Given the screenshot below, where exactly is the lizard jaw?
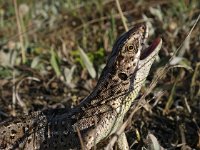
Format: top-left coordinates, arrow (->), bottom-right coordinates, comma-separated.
140,37 -> 162,60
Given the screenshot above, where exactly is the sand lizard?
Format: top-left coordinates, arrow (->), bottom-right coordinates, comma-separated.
0,23 -> 162,150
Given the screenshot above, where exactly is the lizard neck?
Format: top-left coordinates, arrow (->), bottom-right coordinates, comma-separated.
123,38 -> 163,112
77,38 -> 162,117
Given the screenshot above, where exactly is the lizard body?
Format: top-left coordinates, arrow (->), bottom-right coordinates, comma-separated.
0,23 -> 162,150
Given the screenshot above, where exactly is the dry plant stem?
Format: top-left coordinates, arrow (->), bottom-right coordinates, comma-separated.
169,13 -> 200,62
115,0 -> 128,31
13,0 -> 26,63
179,125 -> 186,146
105,13 -> 200,149
12,70 -> 16,116
184,97 -> 191,114
76,126 -> 85,150
15,77 -> 40,114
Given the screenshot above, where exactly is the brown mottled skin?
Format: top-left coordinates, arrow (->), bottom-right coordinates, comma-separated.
0,23 -> 162,150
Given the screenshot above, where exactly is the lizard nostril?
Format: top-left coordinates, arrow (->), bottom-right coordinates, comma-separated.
118,72 -> 128,81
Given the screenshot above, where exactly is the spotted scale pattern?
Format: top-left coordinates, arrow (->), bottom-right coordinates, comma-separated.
0,23 -> 162,150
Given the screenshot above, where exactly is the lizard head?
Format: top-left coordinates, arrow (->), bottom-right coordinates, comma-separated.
82,23 -> 162,110
107,23 -> 161,81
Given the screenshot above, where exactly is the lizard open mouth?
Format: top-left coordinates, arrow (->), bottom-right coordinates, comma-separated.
140,37 -> 162,60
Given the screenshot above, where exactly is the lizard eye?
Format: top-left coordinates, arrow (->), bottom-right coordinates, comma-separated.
128,45 -> 138,54
128,45 -> 134,50
118,72 -> 128,81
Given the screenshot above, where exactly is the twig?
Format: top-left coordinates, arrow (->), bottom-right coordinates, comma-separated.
179,124 -> 186,147
15,77 -> 40,113
115,0 -> 128,31
169,13 -> 200,63
76,126 -> 85,150
13,0 -> 26,63
12,69 -> 16,116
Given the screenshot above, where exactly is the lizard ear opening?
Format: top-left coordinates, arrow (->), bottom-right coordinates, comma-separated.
140,38 -> 161,60
118,72 -> 128,81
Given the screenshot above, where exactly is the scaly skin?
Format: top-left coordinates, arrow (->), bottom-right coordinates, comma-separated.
0,23 -> 162,150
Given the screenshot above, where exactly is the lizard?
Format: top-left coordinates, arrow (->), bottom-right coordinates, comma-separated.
0,23 -> 162,150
